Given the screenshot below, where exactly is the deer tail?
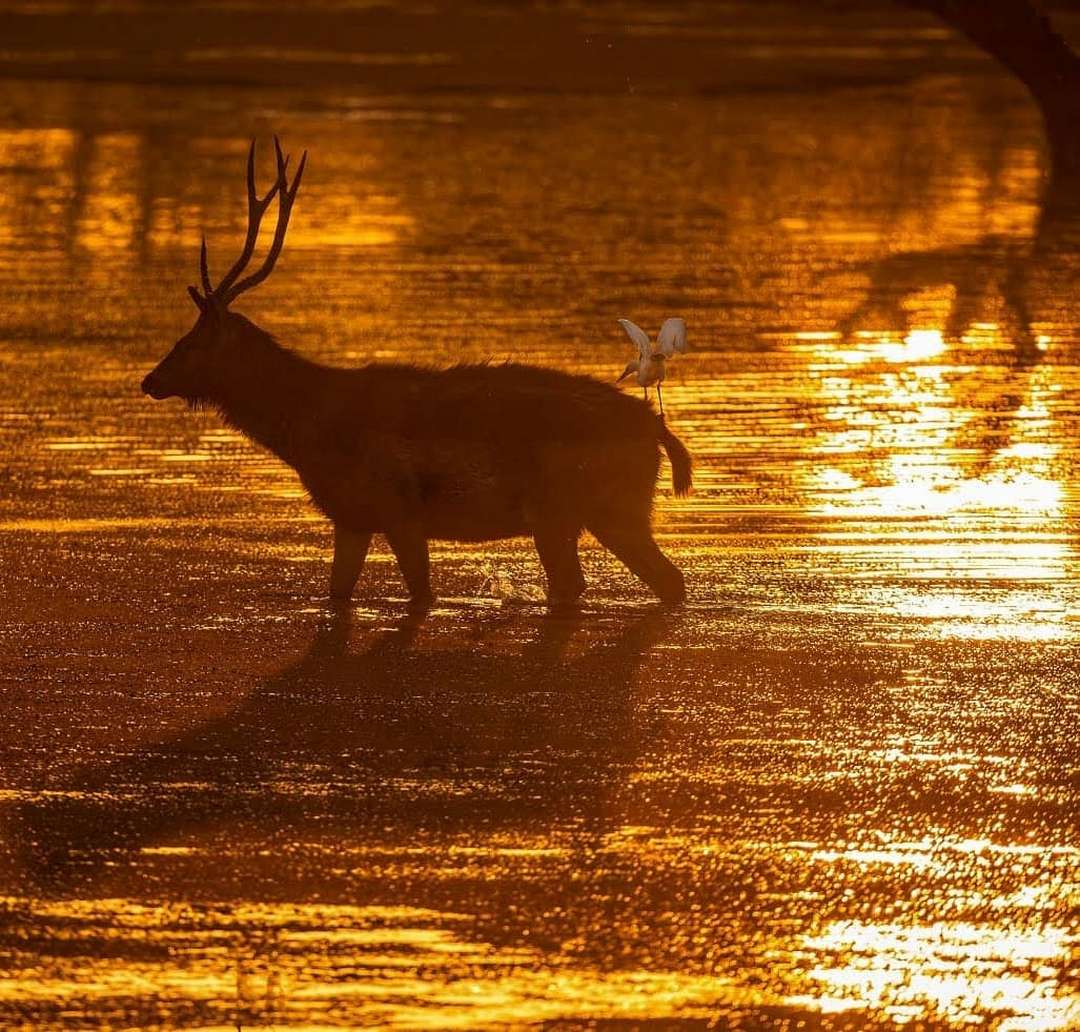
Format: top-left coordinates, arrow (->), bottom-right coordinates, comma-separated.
657,416 -> 693,497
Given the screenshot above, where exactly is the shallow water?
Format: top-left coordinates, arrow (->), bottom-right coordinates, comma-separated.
1,6 -> 1079,1029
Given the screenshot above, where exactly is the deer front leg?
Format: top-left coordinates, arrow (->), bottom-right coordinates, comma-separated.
384,521 -> 434,613
329,526 -> 372,602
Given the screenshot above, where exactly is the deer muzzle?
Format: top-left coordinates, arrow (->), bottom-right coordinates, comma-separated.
141,370 -> 171,400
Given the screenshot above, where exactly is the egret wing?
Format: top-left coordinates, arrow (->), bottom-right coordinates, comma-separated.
617,318 -> 652,363
657,317 -> 688,355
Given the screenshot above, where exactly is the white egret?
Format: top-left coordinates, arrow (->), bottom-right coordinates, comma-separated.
655,317 -> 688,357
615,317 -> 689,414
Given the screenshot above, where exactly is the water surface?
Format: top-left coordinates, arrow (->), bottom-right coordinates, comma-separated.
1,8 -> 1079,1029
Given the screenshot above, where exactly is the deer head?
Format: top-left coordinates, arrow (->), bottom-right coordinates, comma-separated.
141,137 -> 307,405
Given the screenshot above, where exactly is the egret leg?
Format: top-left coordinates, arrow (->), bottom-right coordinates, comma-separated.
642,388 -> 648,404
656,384 -> 665,416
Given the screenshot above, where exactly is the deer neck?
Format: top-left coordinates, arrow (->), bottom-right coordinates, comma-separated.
209,334 -> 325,466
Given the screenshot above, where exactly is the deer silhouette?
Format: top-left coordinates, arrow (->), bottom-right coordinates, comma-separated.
142,139 -> 692,611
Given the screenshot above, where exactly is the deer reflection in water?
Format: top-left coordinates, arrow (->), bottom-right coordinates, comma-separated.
5,607 -> 673,891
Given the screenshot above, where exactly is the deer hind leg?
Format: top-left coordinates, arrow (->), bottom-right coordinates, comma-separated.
329,527 -> 373,602
533,521 -> 586,607
385,521 -> 434,612
587,516 -> 685,603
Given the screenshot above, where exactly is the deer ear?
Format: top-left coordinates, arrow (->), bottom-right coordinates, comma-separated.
187,286 -> 209,312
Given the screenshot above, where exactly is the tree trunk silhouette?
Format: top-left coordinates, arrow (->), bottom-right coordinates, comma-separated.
906,0 -> 1080,198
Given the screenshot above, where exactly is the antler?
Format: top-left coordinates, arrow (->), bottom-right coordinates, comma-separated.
196,136 -> 306,308
219,136 -> 307,306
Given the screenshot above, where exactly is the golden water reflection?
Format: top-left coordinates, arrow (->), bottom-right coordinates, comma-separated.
2,21 -> 1080,1031
3,897 -> 756,1029
804,920 -> 1077,1030
7,829 -> 1076,1030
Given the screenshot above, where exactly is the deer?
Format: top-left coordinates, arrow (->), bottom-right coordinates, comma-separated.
141,138 -> 693,612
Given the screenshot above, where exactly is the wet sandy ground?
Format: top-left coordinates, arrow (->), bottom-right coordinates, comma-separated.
2,4 -> 1080,1028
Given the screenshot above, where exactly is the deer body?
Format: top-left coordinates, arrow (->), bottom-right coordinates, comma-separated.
142,139 -> 691,610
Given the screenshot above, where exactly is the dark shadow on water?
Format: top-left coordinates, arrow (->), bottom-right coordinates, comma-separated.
830,149 -> 1080,486
5,605 -> 672,892
837,234 -> 1041,364
838,112 -> 1080,366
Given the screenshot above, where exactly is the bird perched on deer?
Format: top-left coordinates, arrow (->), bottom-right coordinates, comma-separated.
616,317 -> 688,414
142,138 -> 693,612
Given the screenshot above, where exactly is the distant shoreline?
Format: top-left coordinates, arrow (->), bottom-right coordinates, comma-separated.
0,2 -> 989,96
